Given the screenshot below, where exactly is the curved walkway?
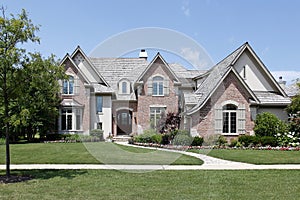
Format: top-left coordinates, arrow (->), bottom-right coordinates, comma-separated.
1,142 -> 300,170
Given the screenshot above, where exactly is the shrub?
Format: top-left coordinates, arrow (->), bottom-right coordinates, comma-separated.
238,135 -> 260,147
229,139 -> 238,147
151,134 -> 162,144
133,129 -> 160,144
216,135 -> 227,147
254,112 -> 288,137
80,135 -> 102,142
172,134 -> 193,146
260,136 -> 278,147
191,136 -> 204,146
65,134 -> 81,142
90,129 -> 104,141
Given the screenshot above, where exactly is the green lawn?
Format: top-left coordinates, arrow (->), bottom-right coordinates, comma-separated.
189,149 -> 300,164
1,169 -> 300,199
0,142 -> 202,165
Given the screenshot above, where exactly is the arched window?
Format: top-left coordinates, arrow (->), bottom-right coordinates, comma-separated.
122,82 -> 127,94
63,76 -> 74,94
152,76 -> 164,96
222,104 -> 237,134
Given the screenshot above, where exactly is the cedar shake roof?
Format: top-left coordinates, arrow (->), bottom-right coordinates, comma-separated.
186,43 -> 247,114
254,91 -> 291,104
169,63 -> 205,88
89,57 -> 148,100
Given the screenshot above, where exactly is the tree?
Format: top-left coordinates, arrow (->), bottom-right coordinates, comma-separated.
287,83 -> 300,134
286,83 -> 300,115
9,53 -> 66,141
0,7 -> 39,177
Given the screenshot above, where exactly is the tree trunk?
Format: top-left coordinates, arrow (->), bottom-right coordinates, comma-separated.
5,124 -> 10,177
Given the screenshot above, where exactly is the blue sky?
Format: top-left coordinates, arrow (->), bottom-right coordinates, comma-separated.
2,0 -> 300,83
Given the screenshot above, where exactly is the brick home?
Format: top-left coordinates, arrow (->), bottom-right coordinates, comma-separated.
59,42 -> 291,140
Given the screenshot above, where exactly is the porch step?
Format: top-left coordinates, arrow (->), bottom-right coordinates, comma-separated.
112,135 -> 131,142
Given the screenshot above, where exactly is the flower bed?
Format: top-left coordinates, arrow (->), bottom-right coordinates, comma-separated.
132,142 -> 300,151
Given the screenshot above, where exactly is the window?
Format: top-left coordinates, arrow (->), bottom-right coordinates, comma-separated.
122,82 -> 127,94
150,107 -> 165,129
222,104 -> 237,134
76,109 -> 81,130
61,108 -> 82,131
96,96 -> 103,113
242,65 -> 248,79
153,76 -> 164,96
63,76 -> 74,94
97,122 -> 102,130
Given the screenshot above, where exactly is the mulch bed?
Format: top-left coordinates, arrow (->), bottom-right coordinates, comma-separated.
0,175 -> 33,184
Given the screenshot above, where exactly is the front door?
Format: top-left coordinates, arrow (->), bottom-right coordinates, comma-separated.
117,110 -> 132,135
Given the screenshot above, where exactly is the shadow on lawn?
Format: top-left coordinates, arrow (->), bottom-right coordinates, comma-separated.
0,169 -> 88,184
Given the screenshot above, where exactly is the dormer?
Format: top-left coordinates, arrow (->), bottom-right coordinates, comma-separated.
118,78 -> 131,94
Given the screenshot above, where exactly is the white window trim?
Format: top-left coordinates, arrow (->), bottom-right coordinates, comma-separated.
60,107 -> 83,131
118,79 -> 131,95
152,75 -> 164,96
62,76 -> 74,95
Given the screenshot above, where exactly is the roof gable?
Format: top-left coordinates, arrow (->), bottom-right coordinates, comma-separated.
137,53 -> 180,83
186,42 -> 290,115
70,46 -> 109,87
232,44 -> 287,96
60,54 -> 90,84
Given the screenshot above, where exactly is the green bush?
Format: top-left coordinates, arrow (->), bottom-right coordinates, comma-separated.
216,135 -> 227,147
260,136 -> 278,147
229,139 -> 238,147
191,136 -> 204,146
80,135 -> 102,142
133,129 -> 161,144
90,129 -> 104,141
151,134 -> 162,144
238,135 -> 260,147
254,112 -> 288,137
172,134 -> 193,146
65,134 -> 81,142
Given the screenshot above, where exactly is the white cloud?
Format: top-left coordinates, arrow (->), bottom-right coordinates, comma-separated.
271,71 -> 300,84
180,47 -> 208,68
181,0 -> 190,17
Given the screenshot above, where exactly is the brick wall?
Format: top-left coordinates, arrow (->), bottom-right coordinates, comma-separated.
137,60 -> 179,132
62,61 -> 90,134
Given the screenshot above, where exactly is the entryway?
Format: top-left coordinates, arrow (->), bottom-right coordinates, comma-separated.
116,109 -> 132,135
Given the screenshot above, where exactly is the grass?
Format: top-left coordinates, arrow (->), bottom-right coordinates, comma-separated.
1,169 -> 300,199
189,149 -> 300,164
0,142 -> 202,165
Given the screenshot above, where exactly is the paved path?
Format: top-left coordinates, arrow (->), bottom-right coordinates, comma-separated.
1,142 -> 300,170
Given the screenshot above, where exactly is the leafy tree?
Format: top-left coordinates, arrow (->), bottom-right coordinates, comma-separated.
9,53 -> 66,141
254,112 -> 288,137
0,7 -> 39,177
286,83 -> 300,115
287,83 -> 300,134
